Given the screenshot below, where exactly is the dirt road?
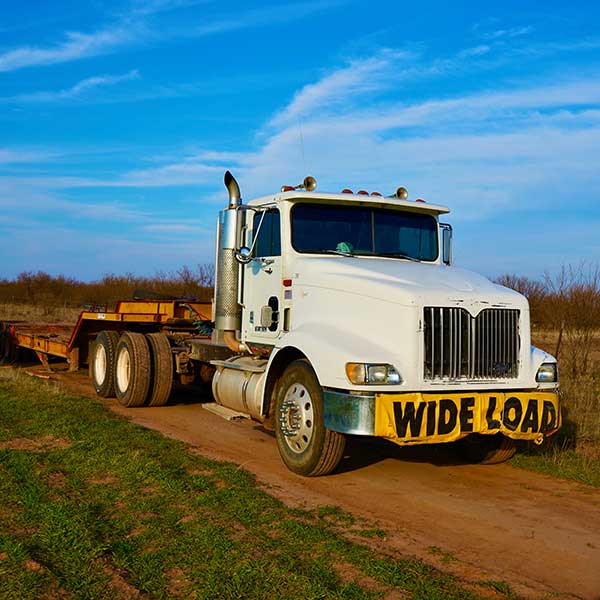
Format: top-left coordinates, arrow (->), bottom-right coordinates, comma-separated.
34,369 -> 600,599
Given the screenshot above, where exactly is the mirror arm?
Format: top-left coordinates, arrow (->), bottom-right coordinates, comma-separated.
235,208 -> 268,264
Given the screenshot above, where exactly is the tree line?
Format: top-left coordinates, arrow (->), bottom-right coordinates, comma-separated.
0,265 -> 215,310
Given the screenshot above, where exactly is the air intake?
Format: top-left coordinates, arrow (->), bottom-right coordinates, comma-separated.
423,307 -> 520,381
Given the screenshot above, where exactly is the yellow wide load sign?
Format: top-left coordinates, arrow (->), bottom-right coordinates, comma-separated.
375,392 -> 560,445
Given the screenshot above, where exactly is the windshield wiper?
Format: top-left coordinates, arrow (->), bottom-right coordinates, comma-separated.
376,251 -> 419,261
318,248 -> 355,257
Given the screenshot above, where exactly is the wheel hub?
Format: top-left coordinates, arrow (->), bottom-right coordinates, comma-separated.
94,344 -> 107,385
116,347 -> 131,392
278,383 -> 314,453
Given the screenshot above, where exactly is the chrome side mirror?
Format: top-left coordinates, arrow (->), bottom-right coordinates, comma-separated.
235,246 -> 252,264
440,223 -> 453,265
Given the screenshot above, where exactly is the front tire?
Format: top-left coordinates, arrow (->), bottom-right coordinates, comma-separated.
458,433 -> 517,464
114,332 -> 151,407
89,330 -> 119,397
275,360 -> 345,476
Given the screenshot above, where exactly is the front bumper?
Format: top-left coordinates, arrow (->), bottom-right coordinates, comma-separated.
323,389 -> 561,446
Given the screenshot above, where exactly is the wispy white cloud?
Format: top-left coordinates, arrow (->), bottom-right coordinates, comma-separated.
8,70 -> 140,103
128,0 -> 213,17
0,26 -> 139,72
3,35 -> 600,277
0,149 -> 53,164
269,50 -> 409,128
457,45 -> 491,58
190,1 -> 344,36
0,1 -> 343,73
481,25 -> 534,40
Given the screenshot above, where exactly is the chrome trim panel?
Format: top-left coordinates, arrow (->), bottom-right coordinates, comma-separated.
424,307 -> 520,381
323,390 -> 375,435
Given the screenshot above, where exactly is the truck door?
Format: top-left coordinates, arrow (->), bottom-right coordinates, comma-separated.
242,208 -> 282,343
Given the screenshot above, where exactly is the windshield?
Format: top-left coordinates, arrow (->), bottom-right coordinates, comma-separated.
291,203 -> 439,261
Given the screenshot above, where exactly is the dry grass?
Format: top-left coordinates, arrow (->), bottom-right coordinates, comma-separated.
0,265 -> 214,312
0,302 -> 81,324
532,329 -> 600,445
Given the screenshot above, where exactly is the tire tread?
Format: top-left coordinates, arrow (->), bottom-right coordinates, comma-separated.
146,333 -> 173,407
90,330 -> 119,398
275,359 -> 346,477
114,331 -> 151,407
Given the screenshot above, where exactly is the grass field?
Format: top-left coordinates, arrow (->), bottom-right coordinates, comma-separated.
0,370 -> 507,600
1,301 -> 598,490
0,302 -> 81,324
514,329 -> 600,487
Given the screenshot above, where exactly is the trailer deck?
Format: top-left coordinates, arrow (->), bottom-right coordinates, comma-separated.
0,299 -> 213,370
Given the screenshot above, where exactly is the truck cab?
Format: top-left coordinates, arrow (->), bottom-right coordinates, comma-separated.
211,174 -> 560,476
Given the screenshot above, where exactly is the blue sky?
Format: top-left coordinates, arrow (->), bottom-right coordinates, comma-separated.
1,0 -> 599,281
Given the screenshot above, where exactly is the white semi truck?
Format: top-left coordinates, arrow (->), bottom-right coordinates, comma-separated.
207,172 -> 560,475
4,171 -> 560,476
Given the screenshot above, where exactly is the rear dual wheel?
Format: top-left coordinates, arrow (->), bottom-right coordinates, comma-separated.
90,330 -> 173,407
146,332 -> 173,407
89,330 -> 119,397
114,332 -> 151,407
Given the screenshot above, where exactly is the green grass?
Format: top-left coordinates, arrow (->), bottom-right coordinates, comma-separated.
0,370 -> 503,600
510,443 -> 600,488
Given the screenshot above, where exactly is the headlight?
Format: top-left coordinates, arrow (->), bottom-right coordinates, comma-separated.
536,363 -> 558,383
346,363 -> 402,385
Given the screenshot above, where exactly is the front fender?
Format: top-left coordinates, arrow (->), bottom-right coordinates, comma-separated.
272,321 -> 398,390
529,345 -> 558,389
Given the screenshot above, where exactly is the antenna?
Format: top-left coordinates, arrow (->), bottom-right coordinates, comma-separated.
297,117 -> 307,175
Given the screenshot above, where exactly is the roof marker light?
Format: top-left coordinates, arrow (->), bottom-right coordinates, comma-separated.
357,190 -> 369,195
281,185 -> 294,192
415,198 -> 426,203
371,191 -> 382,197
341,188 -> 353,194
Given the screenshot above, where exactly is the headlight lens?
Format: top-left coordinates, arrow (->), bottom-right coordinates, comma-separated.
346,363 -> 401,385
536,363 -> 558,383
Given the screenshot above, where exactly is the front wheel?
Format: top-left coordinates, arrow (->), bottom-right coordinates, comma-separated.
275,360 -> 346,476
457,433 -> 517,464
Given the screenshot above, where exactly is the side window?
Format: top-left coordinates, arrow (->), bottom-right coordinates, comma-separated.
253,209 -> 281,257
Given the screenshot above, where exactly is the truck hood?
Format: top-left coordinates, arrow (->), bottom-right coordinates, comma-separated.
293,256 -> 525,309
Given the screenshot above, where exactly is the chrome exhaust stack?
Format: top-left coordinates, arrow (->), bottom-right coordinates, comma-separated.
214,171 -> 245,352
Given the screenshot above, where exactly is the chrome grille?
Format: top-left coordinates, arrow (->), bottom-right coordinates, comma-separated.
424,307 -> 520,381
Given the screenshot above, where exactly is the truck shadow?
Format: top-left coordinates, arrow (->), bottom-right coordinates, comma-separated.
138,384 -> 471,471
336,436 -> 467,472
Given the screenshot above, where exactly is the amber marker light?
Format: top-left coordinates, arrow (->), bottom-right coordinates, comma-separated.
345,363 -> 367,384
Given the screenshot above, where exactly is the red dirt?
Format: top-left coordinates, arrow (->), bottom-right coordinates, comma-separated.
21,367 -> 600,599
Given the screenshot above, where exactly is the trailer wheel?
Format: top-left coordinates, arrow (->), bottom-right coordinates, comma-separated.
90,330 -> 120,397
458,433 -> 517,465
275,360 -> 346,476
146,333 -> 173,407
114,332 -> 151,407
